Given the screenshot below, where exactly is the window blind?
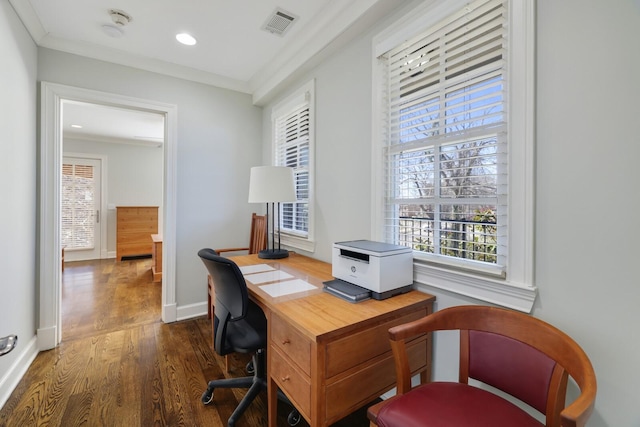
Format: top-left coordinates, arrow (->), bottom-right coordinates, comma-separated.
61,163 -> 96,250
382,0 -> 508,272
275,100 -> 310,235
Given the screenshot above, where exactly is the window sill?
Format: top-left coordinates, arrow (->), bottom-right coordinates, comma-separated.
413,261 -> 537,313
280,233 -> 315,253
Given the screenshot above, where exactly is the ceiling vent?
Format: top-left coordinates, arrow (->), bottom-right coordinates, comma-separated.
261,8 -> 298,36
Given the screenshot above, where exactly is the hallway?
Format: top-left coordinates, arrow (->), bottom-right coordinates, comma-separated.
0,259 -> 372,426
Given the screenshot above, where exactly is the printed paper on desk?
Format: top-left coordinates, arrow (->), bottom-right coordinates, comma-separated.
239,264 -> 275,275
260,279 -> 316,298
244,270 -> 293,285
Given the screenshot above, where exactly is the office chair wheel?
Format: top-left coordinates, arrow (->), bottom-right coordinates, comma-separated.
287,409 -> 301,426
201,387 -> 214,405
246,360 -> 254,375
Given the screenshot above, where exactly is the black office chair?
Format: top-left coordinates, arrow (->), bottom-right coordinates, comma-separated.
197,248 -> 300,427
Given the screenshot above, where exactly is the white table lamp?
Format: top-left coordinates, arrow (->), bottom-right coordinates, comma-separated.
248,166 -> 296,259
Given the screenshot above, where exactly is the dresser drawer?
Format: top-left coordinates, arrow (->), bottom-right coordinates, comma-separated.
117,232 -> 155,243
118,243 -> 152,255
325,309 -> 427,378
117,222 -> 158,232
117,206 -> 158,218
271,314 -> 311,376
271,346 -> 311,418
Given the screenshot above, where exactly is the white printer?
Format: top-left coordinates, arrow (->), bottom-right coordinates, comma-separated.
331,240 -> 413,300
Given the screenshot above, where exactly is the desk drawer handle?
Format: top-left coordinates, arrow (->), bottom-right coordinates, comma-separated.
282,338 -> 291,345
281,375 -> 290,382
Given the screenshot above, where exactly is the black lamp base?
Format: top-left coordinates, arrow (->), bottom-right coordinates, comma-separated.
258,249 -> 289,259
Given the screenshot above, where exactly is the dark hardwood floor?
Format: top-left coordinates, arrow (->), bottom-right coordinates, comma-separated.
0,258 -> 374,427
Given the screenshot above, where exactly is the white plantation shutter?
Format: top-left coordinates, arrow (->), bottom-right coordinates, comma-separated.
274,91 -> 311,236
61,163 -> 96,250
382,0 -> 508,274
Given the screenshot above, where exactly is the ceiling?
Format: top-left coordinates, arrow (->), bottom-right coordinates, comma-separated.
62,101 -> 165,147
10,0 -> 404,144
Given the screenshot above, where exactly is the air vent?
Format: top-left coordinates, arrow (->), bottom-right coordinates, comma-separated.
262,8 -> 298,36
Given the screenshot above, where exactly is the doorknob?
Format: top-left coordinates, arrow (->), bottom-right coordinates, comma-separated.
0,335 -> 17,357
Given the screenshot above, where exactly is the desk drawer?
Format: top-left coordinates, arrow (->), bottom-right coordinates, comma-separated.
325,309 -> 427,378
271,346 -> 311,418
271,314 -> 311,376
325,337 -> 428,421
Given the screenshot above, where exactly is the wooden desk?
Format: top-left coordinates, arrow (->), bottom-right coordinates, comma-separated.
230,253 -> 435,427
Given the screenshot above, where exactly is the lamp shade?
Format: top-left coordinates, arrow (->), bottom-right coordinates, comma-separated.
248,166 -> 296,203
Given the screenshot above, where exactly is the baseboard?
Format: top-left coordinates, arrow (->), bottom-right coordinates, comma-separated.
176,301 -> 207,322
162,302 -> 177,323
0,335 -> 39,410
37,325 -> 58,351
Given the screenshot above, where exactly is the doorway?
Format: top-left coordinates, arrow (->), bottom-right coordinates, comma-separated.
38,82 -> 178,350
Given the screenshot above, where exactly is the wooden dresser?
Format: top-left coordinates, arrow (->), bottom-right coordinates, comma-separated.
116,206 -> 158,261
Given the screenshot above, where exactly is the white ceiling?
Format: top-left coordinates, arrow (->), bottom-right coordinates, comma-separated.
10,0 -> 404,143
63,101 -> 165,147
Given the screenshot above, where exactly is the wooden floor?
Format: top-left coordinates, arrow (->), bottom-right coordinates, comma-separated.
0,258 -> 374,427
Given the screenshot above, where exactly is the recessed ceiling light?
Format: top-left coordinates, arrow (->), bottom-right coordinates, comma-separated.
176,33 -> 197,46
71,124 -> 83,129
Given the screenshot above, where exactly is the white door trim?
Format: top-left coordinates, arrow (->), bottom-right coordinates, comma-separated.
38,82 -> 178,350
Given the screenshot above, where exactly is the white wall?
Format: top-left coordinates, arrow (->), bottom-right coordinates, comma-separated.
38,49 -> 263,310
63,138 -> 164,255
261,30 -> 376,262
0,1 -> 39,408
262,1 -> 640,425
534,1 -> 640,425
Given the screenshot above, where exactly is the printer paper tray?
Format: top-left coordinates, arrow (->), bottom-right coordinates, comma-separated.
323,279 -> 371,303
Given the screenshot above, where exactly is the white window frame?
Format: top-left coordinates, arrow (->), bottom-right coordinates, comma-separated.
272,79 -> 315,253
371,0 -> 536,312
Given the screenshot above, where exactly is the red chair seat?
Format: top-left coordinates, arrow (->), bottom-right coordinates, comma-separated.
376,382 -> 544,427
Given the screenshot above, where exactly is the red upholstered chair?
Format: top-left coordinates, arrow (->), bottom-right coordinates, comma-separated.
367,305 -> 597,427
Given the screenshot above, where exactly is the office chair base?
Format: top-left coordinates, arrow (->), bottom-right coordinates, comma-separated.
201,377 -> 301,427
201,350 -> 301,427
288,410 -> 301,426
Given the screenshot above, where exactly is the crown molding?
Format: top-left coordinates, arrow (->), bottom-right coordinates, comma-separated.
9,0 -> 46,43
39,35 -> 252,94
64,132 -> 163,148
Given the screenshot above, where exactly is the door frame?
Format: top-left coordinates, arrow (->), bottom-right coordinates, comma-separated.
62,154 -> 106,261
38,82 -> 178,350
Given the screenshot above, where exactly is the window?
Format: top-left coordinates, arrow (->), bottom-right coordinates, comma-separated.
272,80 -> 315,252
373,0 -> 536,311
61,161 -> 97,250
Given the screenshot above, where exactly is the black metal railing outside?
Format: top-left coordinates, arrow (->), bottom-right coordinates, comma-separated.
397,217 -> 498,263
